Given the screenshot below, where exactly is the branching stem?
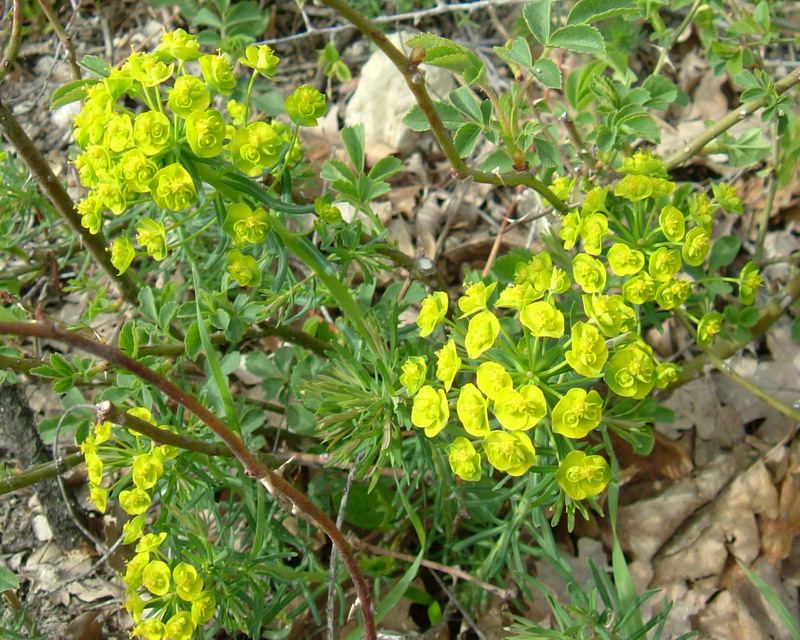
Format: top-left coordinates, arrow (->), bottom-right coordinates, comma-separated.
0,318 -> 376,640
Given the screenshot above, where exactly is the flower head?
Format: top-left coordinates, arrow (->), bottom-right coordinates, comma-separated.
168,75 -> 210,118
416,291 -> 448,337
483,431 -> 536,476
565,322 -> 608,378
572,254 -> 607,294
604,343 -> 656,399
399,357 -> 427,395
520,300 -> 564,338
185,109 -> 226,158
149,163 -> 197,211
557,450 -> 611,500
465,310 -> 499,359
142,560 -> 171,596
458,281 -> 496,318
447,437 -> 481,481
607,243 -> 644,276
456,383 -> 489,436
435,339 -> 461,391
231,122 -> 282,176
411,385 -> 449,438
135,217 -> 168,261
199,54 -> 236,94
551,388 -> 603,438
285,85 -> 327,126
476,361 -> 512,401
226,250 -> 261,287
738,262 -> 761,305
133,111 -> 171,156
239,45 -> 280,77
223,202 -> 271,245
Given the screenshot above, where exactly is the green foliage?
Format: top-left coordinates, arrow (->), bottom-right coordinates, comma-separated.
1,1 -> 797,639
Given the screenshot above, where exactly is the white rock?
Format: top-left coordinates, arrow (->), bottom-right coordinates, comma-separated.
32,515 -> 54,541
345,31 -> 455,158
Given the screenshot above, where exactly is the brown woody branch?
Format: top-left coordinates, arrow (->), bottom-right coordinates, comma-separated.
0,317 -> 376,640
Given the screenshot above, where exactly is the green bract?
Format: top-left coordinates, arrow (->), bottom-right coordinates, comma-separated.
411,385 -> 449,438
483,431 -> 536,476
447,437 -> 482,481
167,75 -> 211,118
231,122 -> 283,176
226,250 -> 261,287
572,253 -> 607,294
78,195 -> 103,234
416,291 -> 448,337
142,560 -> 171,596
118,149 -> 158,193
622,274 -> 657,305
659,205 -> 685,242
697,311 -> 723,346
239,44 -> 280,77
582,294 -> 635,338
135,217 -> 168,261
399,357 -> 427,394
133,111 -> 171,156
456,383 -> 489,436
458,281 -> 496,317
191,591 -> 216,624
435,338 -> 461,391
136,618 -> 166,640
493,385 -> 545,431
604,343 -> 656,399
565,322 -> 608,378
551,389 -> 603,438
223,203 -> 271,245
106,112 -> 133,153
185,109 -> 226,158
155,28 -> 202,61
619,150 -> 665,176
647,247 -> 681,282
496,283 -> 538,310
199,54 -> 236,94
130,54 -> 173,87
149,163 -> 197,211
613,174 -> 653,201
556,450 -> 611,501
165,612 -> 196,640
119,488 -> 151,515
520,300 -> 564,338
655,278 -> 691,310
285,84 -> 327,127
739,261 -> 762,305
132,453 -> 163,489
559,211 -> 582,250
607,243 -> 644,276
682,227 -> 711,267
476,361 -> 512,401
465,310 -> 499,359
579,213 -> 609,255
173,562 -> 203,601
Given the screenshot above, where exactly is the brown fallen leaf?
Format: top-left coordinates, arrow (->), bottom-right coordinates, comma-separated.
759,456 -> 800,565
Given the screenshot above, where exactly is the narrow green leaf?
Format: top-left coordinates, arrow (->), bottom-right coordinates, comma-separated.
185,321 -> 202,360
523,0 -> 552,45
708,236 -> 741,272
50,79 -> 98,110
78,55 -> 111,78
738,561 -> 800,639
532,58 -> 562,89
549,24 -> 606,54
567,0 -> 638,25
0,565 -> 19,591
191,266 -> 240,435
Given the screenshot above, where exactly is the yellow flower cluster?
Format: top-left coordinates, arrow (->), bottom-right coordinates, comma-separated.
402,151 -> 754,503
69,30 -> 319,283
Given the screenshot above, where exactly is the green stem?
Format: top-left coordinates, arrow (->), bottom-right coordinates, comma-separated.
664,66 -> 800,170
244,68 -> 258,124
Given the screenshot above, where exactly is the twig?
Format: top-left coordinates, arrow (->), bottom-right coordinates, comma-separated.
36,0 -> 81,81
703,348 -> 800,424
652,0 -> 703,76
351,538 -> 517,600
316,0 -> 569,214
0,317 -> 377,640
327,460 -> 359,640
429,570 -> 488,640
0,453 -> 83,495
482,184 -> 523,277
260,0 -> 530,46
0,0 -> 22,84
664,67 -> 800,170
0,98 -> 139,303
667,270 -> 800,390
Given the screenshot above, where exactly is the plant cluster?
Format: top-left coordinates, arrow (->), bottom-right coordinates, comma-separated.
403,151 -> 758,521
0,0 -> 798,639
